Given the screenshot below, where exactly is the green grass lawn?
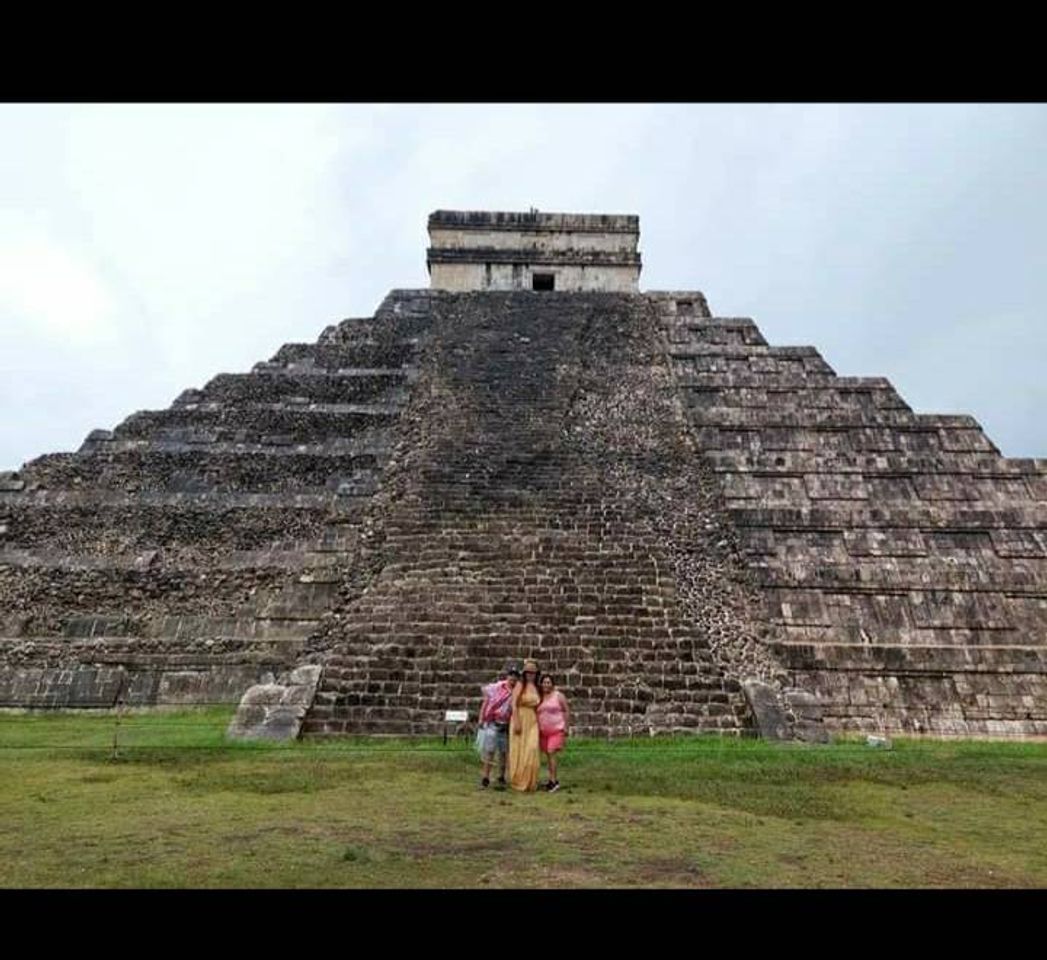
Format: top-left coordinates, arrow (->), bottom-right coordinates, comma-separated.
1,708 -> 1045,888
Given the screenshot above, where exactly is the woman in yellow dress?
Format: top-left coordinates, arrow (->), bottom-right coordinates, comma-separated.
508,659 -> 541,792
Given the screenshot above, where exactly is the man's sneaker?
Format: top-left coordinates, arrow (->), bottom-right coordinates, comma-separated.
496,777 -> 507,790
480,777 -> 490,789
548,781 -> 561,793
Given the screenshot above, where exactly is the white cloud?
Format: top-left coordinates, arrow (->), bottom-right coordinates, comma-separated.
0,216 -> 118,344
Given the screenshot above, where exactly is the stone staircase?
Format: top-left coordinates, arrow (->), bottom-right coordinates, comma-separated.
303,291 -> 758,736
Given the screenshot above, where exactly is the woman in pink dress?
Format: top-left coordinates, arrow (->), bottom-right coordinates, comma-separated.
537,674 -> 570,792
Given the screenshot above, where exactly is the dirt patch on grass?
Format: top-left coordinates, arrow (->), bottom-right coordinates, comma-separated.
524,866 -> 608,887
397,838 -> 523,859
632,856 -> 710,887
221,825 -> 302,843
79,772 -> 119,784
175,763 -> 356,796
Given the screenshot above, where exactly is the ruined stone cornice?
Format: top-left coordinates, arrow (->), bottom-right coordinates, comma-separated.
428,210 -> 639,234
426,247 -> 642,267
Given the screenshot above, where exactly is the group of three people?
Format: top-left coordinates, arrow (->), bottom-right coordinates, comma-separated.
477,659 -> 570,793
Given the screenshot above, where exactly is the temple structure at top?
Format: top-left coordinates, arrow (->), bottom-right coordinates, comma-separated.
426,209 -> 641,292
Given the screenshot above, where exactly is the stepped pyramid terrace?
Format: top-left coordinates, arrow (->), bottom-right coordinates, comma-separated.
1,210 -> 1045,740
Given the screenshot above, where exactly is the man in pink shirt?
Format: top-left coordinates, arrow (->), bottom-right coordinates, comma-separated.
477,665 -> 519,789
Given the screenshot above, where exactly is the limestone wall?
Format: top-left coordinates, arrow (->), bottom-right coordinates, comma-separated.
657,296 -> 1047,737
427,209 -> 641,293
0,296 -> 432,708
4,280 -> 1043,740
429,227 -> 636,254
429,262 -> 640,293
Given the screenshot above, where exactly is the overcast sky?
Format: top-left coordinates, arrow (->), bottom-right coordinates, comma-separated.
1,103 -> 1044,471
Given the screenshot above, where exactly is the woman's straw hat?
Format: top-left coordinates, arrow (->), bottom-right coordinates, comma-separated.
522,659 -> 539,674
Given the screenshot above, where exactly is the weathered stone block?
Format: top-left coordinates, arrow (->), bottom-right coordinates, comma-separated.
227,665 -> 323,740
741,680 -> 791,740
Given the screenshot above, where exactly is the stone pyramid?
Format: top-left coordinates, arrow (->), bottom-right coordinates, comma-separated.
1,211 -> 1043,738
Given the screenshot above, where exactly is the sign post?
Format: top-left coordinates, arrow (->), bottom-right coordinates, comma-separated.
443,709 -> 469,745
